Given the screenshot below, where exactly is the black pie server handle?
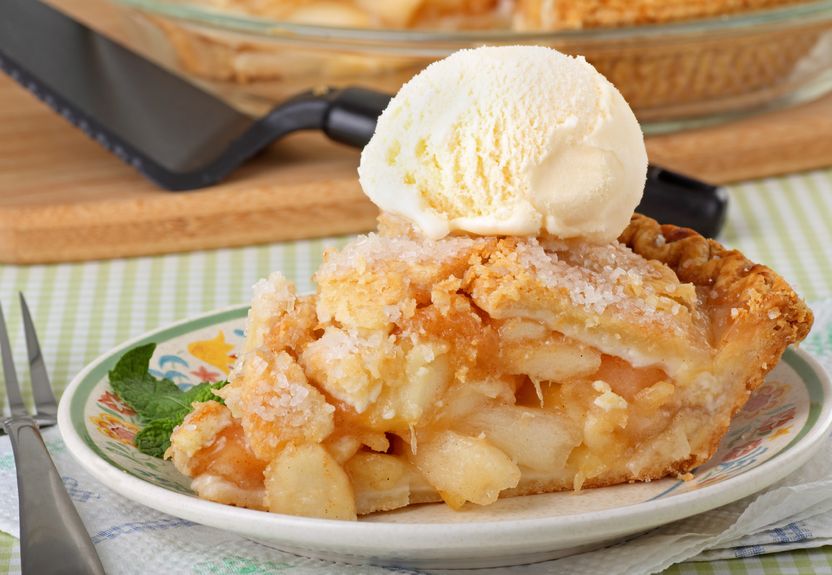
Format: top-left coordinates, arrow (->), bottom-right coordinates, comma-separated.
639,167 -> 728,238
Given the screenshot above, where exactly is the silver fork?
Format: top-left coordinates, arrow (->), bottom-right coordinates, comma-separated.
1,294 -> 105,575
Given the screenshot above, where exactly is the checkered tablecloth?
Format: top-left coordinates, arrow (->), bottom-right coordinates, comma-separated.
1,168 -> 832,574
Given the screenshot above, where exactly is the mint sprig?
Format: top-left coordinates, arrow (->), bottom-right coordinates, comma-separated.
109,343 -> 228,458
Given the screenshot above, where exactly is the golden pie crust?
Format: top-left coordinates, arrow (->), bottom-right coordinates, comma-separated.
516,0 -> 807,29
199,0 -> 500,29
167,213 -> 812,519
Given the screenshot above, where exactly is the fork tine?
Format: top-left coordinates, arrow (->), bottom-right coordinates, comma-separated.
0,302 -> 28,417
19,293 -> 57,421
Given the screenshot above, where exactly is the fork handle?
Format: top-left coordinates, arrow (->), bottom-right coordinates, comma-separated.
5,418 -> 106,575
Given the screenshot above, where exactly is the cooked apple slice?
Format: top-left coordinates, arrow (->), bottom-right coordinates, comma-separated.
264,443 -> 357,520
410,430 -> 520,508
345,452 -> 411,514
502,334 -> 601,382
461,405 -> 581,471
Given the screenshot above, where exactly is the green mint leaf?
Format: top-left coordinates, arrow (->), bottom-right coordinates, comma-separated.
134,417 -> 179,458
142,394 -> 197,420
109,343 -> 180,418
109,342 -> 232,458
143,381 -> 222,420
135,387 -> 228,459
159,379 -> 229,415
110,342 -> 155,381
182,381 -> 217,405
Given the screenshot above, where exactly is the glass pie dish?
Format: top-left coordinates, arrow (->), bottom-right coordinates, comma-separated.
110,0 -> 832,132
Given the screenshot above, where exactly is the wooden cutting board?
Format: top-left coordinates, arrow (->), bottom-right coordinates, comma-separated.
0,76 -> 374,264
2,2 -> 832,264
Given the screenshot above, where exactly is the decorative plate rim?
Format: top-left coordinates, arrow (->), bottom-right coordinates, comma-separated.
58,304 -> 832,551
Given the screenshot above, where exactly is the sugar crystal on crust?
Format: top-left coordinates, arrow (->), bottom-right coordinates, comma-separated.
217,349 -> 335,461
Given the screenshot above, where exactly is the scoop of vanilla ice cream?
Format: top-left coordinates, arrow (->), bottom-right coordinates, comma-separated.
358,46 -> 648,242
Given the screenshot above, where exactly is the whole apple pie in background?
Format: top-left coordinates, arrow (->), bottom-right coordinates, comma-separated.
139,0 -> 829,126
201,0 -> 808,29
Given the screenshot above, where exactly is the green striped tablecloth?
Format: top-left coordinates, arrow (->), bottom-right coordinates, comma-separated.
1,168 -> 832,574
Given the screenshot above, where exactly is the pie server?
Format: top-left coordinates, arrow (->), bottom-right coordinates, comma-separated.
0,0 -> 728,238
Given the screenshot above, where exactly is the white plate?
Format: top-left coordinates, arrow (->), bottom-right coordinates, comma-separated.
58,305 -> 832,569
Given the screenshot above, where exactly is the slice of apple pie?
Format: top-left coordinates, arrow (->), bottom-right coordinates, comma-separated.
166,213 -> 811,519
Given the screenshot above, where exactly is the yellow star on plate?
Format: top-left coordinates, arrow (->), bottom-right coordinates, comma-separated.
769,426 -> 792,440
188,331 -> 235,374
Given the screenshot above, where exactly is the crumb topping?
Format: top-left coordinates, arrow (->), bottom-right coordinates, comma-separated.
316,233 -> 485,280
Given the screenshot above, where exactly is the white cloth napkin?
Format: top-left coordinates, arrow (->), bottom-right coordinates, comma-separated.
1,300 -> 831,575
